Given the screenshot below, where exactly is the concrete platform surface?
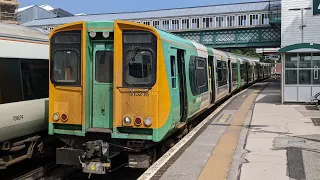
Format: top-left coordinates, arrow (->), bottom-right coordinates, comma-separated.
140,79 -> 320,180
239,80 -> 320,180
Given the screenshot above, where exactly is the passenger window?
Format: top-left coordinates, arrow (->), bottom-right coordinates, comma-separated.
0,58 -> 49,104
126,50 -> 153,84
232,63 -> 238,82
53,50 -> 78,82
217,60 -> 227,87
170,56 -> 177,88
95,50 -> 113,83
122,30 -> 157,88
189,56 -> 208,96
0,58 -> 23,104
21,59 -> 49,101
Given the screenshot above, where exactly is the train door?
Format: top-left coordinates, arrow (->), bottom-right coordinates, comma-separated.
91,43 -> 114,129
170,48 -> 188,123
208,55 -> 215,103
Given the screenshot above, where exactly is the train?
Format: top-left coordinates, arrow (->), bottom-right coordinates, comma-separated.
0,22 -> 49,169
48,20 -> 271,174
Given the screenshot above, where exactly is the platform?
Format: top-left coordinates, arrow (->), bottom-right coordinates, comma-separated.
139,79 -> 320,180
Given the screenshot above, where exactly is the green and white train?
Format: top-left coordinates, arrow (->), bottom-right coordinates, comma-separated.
48,20 -> 271,174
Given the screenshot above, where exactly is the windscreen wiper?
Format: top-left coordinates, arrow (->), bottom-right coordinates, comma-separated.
128,46 -> 140,63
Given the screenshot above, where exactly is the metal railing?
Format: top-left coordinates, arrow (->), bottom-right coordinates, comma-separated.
269,0 -> 281,24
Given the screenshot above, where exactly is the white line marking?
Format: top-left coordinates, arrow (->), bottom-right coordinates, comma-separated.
138,88 -> 249,180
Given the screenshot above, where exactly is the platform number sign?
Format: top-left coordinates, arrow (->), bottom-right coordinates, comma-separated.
314,0 -> 320,15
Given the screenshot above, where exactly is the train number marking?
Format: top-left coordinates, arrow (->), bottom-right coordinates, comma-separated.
129,91 -> 149,96
13,115 -> 24,121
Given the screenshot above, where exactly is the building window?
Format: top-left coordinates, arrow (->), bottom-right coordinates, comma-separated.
202,17 -> 213,28
182,19 -> 190,29
285,70 -> 297,84
261,14 -> 269,25
299,53 -> 311,68
162,20 -> 170,30
215,17 -> 225,27
171,20 -> 180,30
299,70 -> 311,84
143,21 -> 150,26
284,53 -> 320,85
238,15 -> 247,26
285,53 -> 298,68
249,14 -> 259,25
153,21 -> 160,28
191,18 -> 200,29
227,16 -> 235,27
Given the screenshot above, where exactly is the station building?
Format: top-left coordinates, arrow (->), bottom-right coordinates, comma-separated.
21,1 -> 275,36
279,0 -> 320,103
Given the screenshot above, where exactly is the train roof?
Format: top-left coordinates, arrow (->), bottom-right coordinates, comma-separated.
0,22 -> 48,43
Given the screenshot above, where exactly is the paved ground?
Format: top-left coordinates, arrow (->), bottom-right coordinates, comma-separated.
151,82 -> 268,180
140,79 -> 320,180
238,80 -> 320,180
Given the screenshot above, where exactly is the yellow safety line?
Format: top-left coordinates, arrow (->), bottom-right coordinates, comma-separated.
198,85 -> 265,180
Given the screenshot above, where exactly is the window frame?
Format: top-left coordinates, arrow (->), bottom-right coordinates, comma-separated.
50,30 -> 82,87
215,16 -> 225,28
152,20 -> 160,28
170,56 -> 177,89
122,30 -> 157,88
0,58 -> 49,104
171,19 -> 180,30
261,13 -> 269,25
182,19 -> 190,29
227,16 -> 236,27
202,17 -> 213,28
51,48 -> 81,86
95,50 -> 113,83
189,55 -> 208,96
238,15 -> 247,26
162,20 -> 170,30
249,14 -> 259,26
191,18 -> 200,29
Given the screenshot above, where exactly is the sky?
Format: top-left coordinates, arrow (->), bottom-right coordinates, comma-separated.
19,0 -> 261,15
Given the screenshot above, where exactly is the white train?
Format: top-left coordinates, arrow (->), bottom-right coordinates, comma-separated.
0,22 -> 49,169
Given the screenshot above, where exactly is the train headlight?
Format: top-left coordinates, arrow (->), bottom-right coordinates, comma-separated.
52,113 -> 59,121
134,117 -> 142,126
124,116 -> 132,125
61,113 -> 68,122
144,118 -> 152,127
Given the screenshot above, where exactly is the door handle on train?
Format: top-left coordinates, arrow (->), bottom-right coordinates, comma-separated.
101,102 -> 106,115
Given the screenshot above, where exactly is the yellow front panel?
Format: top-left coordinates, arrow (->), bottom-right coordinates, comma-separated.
114,21 -> 171,129
50,86 -> 82,125
49,22 -> 85,126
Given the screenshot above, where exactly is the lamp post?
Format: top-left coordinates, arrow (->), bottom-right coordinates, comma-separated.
289,7 -> 312,43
